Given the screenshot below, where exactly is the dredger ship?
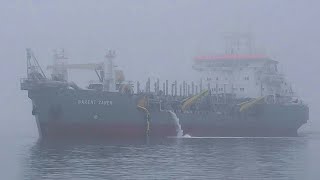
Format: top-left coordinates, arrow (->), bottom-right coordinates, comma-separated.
21,39 -> 308,139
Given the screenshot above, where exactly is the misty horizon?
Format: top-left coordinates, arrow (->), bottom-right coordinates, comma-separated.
0,0 -> 318,136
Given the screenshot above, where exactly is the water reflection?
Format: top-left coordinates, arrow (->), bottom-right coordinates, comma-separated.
23,137 -> 310,179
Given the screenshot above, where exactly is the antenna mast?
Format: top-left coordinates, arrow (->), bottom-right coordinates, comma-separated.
224,32 -> 254,55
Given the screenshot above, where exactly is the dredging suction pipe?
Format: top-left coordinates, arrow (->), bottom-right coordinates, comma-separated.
181,90 -> 209,111
238,96 -> 265,112
137,105 -> 151,137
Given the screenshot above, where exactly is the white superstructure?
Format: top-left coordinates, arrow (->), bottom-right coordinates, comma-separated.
193,54 -> 293,98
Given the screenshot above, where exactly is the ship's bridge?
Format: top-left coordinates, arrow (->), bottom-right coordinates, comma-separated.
192,54 -> 292,98
193,54 -> 277,71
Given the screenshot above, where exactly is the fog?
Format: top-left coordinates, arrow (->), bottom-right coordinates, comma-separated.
0,0 -> 319,137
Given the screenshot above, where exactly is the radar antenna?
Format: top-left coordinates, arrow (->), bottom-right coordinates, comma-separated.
105,49 -> 116,59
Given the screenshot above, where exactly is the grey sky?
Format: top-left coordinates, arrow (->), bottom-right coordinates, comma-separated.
0,0 -> 319,135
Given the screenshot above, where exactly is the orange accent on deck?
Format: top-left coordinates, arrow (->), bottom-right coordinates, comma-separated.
194,54 -> 269,61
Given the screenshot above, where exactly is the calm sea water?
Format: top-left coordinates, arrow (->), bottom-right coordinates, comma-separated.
1,132 -> 320,180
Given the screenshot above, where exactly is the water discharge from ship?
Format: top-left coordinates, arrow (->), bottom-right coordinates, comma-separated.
168,110 -> 191,138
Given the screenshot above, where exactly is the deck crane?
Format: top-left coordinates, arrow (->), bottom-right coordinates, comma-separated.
46,49 -> 127,92
47,63 -> 105,82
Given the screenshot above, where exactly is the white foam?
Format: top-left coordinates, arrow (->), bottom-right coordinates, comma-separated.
168,110 -> 191,138
168,136 -> 298,139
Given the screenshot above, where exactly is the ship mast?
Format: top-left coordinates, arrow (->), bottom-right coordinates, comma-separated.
103,50 -> 116,92
224,32 -> 254,55
51,49 -> 68,81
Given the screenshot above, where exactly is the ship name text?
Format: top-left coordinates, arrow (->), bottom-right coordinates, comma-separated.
77,100 -> 113,106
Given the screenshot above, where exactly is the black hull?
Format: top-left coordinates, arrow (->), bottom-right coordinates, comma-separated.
27,88 -> 308,139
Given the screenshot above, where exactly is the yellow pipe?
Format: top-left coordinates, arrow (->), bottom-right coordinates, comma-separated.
137,105 -> 151,136
137,105 -> 150,115
181,90 -> 209,111
239,96 -> 265,112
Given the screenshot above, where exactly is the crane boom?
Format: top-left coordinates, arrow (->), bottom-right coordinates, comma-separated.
47,63 -> 104,70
